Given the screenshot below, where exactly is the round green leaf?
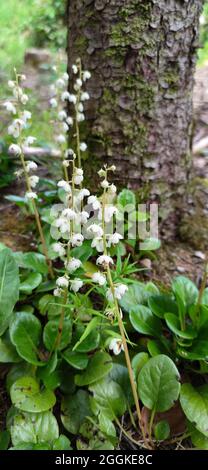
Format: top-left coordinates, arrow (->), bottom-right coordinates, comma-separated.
148,295 -> 178,319
154,420 -> 170,441
61,390 -> 92,435
75,329 -> 100,353
132,352 -> 149,378
10,411 -> 59,446
10,376 -> 56,413
172,276 -> 198,308
75,351 -> 112,386
130,305 -> 162,337
62,350 -> 89,369
0,248 -> 19,335
10,312 -> 43,366
138,354 -> 180,412
180,383 -> 208,437
164,313 -> 197,339
43,318 -> 72,351
89,378 -> 126,419
20,273 -> 42,294
53,435 -> 72,450
0,336 -> 21,363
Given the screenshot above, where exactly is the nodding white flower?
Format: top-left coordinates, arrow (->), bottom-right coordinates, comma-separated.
56,78 -> 65,89
78,103 -> 84,112
101,179 -> 109,189
75,78 -> 82,88
55,217 -> 69,234
22,110 -> 32,122
83,70 -> 91,81
109,165 -> 116,172
57,180 -> 71,193
72,64 -> 78,74
8,119 -> 25,138
29,175 -> 39,188
108,183 -> 117,194
50,98 -> 58,108
87,195 -> 101,211
77,188 -> 90,201
62,208 -> 76,220
8,80 -> 15,88
66,116 -> 73,126
56,134 -> 66,144
96,255 -> 114,267
81,92 -> 90,101
56,276 -> 69,288
68,93 -> 77,104
25,191 -> 38,200
65,257 -> 82,273
61,91 -> 70,102
63,159 -> 70,167
87,224 -> 103,238
92,272 -> 106,286
74,168 -> 84,185
52,242 -> 66,257
91,237 -> 104,252
70,278 -> 83,293
58,110 -> 67,121
53,287 -> 62,297
9,144 -> 21,155
20,74 -> 26,81
80,211 -> 90,224
20,94 -> 29,105
65,148 -> 75,157
62,72 -> 69,81
25,161 -> 38,172
77,112 -> 85,122
24,136 -> 36,146
4,101 -> 16,114
80,142 -> 87,152
98,205 -> 118,223
71,233 -> 84,247
109,338 -> 124,356
107,232 -> 123,246
107,284 -> 128,302
62,122 -> 69,132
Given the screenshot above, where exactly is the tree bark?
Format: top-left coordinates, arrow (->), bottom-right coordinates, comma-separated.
67,0 -> 204,233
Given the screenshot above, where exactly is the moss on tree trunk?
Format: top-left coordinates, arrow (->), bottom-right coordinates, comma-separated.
67,0 -> 204,234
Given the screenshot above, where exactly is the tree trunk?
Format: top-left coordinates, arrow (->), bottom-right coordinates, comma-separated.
67,0 -> 204,234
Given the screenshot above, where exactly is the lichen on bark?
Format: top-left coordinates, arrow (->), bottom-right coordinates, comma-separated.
67,0 -> 204,234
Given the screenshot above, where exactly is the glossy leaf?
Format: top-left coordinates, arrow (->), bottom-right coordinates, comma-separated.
130,305 -> 162,337
62,350 -> 89,370
10,376 -> 56,413
61,390 -> 92,434
148,294 -> 178,319
75,351 -> 112,386
0,248 -> 19,336
20,273 -> 42,294
180,383 -> 208,436
43,318 -> 72,351
10,312 -> 43,366
10,411 -> 59,446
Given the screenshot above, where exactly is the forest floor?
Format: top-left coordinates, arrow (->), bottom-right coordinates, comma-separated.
0,54 -> 208,288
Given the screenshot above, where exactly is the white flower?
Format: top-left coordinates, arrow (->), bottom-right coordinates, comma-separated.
20,94 -> 29,105
56,276 -> 69,288
62,72 -> 69,81
29,175 -> 39,188
77,188 -> 90,201
71,233 -> 84,247
55,217 -> 69,234
78,103 -> 84,112
52,242 -> 66,257
62,122 -> 69,132
66,258 -> 82,273
58,110 -> 67,121
8,80 -> 15,88
101,179 -> 109,189
109,165 -> 116,172
25,161 -> 38,172
75,78 -> 82,88
81,92 -> 90,101
74,168 -> 83,185
8,119 -> 25,138
57,180 -> 71,193
68,93 -> 77,104
107,232 -> 123,246
56,134 -> 66,144
91,237 -> 104,252
92,272 -> 106,286
62,208 -> 76,220
72,64 -> 78,74
87,224 -> 103,238
50,98 -> 58,108
22,110 -> 31,122
24,136 -> 36,146
83,70 -> 91,81
99,205 -> 118,223
109,338 -> 124,355
9,144 -> 21,155
80,142 -> 87,152
53,287 -> 62,297
87,195 -> 101,210
61,91 -> 70,102
66,116 -> 73,126
70,278 -> 83,293
4,101 -> 16,114
80,211 -> 89,224
96,255 -> 114,267
107,284 -> 128,301
77,112 -> 85,122
25,191 -> 38,200
56,78 -> 65,89
108,183 -> 117,194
